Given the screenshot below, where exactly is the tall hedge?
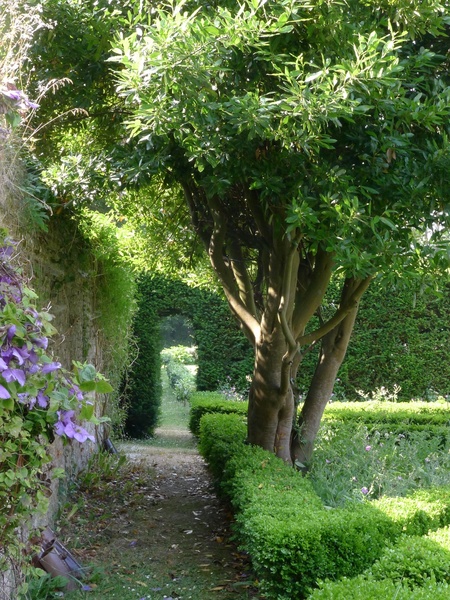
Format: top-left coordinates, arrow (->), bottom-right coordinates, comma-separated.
124,273 -> 253,437
298,282 -> 450,401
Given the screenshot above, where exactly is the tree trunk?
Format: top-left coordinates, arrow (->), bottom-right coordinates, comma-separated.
291,279 -> 364,469
247,334 -> 295,462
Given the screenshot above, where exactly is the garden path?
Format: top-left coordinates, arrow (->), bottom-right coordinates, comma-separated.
60,372 -> 259,600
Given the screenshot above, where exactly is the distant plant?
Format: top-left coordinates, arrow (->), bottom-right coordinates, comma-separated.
163,348 -> 196,404
357,384 -> 402,403
161,345 -> 197,366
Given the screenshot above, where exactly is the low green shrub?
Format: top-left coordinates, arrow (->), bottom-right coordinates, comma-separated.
323,401 -> 450,428
373,488 -> 450,536
308,576 -> 450,599
198,412 -> 450,599
189,392 -> 247,435
308,527 -> 450,598
369,527 -> 450,587
161,345 -> 197,365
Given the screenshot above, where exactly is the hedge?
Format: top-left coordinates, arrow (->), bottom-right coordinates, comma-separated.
189,391 -> 247,436
323,401 -> 450,428
198,412 -> 450,599
124,274 -> 253,437
308,527 -> 450,598
308,577 -> 450,600
297,282 -> 450,401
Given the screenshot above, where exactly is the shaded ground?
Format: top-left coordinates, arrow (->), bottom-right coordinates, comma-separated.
58,374 -> 260,600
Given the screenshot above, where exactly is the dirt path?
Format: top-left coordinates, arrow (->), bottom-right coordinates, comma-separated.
115,435 -> 258,599
60,383 -> 260,600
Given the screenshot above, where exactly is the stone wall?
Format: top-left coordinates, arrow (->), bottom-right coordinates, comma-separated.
0,144 -> 112,598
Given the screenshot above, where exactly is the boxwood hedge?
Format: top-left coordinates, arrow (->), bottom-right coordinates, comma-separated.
198,411 -> 450,599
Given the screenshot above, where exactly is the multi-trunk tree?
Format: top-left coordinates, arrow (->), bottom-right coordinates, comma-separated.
80,0 -> 450,465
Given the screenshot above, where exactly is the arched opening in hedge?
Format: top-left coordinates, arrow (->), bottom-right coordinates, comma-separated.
122,274 -> 253,438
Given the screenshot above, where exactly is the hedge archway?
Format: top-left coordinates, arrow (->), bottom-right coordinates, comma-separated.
123,273 -> 253,437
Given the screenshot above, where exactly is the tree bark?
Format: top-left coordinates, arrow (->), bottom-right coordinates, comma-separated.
291,277 -> 371,469
247,328 -> 295,462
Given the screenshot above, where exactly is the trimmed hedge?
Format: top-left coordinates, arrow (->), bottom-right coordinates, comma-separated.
308,527 -> 450,598
198,412 -> 450,599
308,577 -> 450,600
189,391 -> 247,436
125,274 -> 253,437
297,282 -> 450,401
323,401 -> 450,429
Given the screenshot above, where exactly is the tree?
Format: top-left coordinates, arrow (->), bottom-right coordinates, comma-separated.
110,0 -> 450,466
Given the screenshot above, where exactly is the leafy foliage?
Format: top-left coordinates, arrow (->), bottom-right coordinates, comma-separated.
0,237 -> 111,588
124,273 -> 253,438
162,347 -> 196,403
198,411 -> 450,599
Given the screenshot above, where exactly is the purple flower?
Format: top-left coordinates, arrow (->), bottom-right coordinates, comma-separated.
2,89 -> 22,101
0,384 -> 10,399
72,425 -> 95,443
361,487 -> 369,495
365,445 -> 372,451
32,336 -> 48,349
37,391 -> 48,408
41,362 -> 61,374
0,357 -> 8,370
7,325 -> 16,341
2,368 -> 26,386
55,413 -> 94,442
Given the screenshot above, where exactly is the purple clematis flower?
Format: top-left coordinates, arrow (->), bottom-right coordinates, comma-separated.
2,89 -> 22,101
0,384 -> 10,399
2,368 -> 26,386
37,390 -> 49,408
41,362 -> 61,374
18,392 -> 29,404
32,336 -> 48,350
55,410 -> 94,442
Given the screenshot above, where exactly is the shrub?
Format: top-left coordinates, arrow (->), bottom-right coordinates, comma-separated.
308,527 -> 450,598
198,412 -> 450,599
308,576 -> 450,600
189,392 -> 247,436
369,529 -> 450,587
164,354 -> 196,403
323,401 -> 450,429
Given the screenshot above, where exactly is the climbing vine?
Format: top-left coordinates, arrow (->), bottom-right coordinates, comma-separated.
0,235 -> 112,594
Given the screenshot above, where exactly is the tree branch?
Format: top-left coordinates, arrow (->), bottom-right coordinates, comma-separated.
293,248 -> 335,337
228,238 -> 259,319
297,276 -> 372,347
279,234 -> 302,396
207,195 -> 261,344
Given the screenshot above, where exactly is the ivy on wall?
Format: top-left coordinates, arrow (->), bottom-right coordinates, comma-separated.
124,273 -> 253,438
